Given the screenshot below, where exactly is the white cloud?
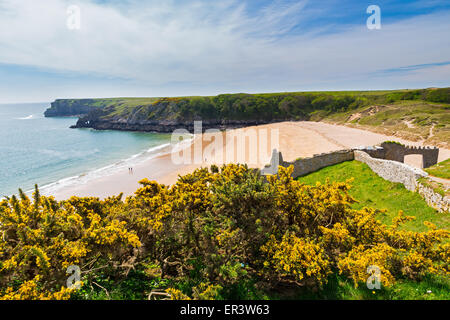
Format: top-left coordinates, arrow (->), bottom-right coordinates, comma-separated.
0,0 -> 449,101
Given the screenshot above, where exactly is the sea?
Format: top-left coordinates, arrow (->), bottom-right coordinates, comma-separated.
0,103 -> 173,197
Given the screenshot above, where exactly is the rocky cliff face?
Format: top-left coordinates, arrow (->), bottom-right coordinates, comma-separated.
64,98 -> 286,133
48,97 -> 289,132
44,99 -> 101,117
71,113 -> 277,133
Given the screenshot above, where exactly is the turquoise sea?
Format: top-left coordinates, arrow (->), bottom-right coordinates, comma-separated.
0,103 -> 172,197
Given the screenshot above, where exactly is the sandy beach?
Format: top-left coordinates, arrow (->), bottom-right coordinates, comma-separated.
49,121 -> 450,200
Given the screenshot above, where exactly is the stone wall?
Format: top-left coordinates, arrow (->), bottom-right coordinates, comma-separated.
277,149 -> 355,178
380,142 -> 439,168
261,149 -> 448,212
354,150 -> 427,191
358,146 -> 386,159
417,183 -> 450,213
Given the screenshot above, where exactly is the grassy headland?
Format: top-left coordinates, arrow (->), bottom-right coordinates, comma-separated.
45,88 -> 449,146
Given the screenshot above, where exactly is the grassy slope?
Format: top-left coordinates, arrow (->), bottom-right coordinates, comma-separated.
291,160 -> 450,300
320,100 -> 450,148
269,274 -> 450,300
425,159 -> 450,180
297,160 -> 448,231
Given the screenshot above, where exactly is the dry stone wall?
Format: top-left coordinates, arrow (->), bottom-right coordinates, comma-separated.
279,150 -> 355,178
262,149 -> 448,213
354,150 -> 427,191
417,183 -> 449,213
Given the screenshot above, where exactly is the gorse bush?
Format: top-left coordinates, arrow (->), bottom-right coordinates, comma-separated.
0,165 -> 448,300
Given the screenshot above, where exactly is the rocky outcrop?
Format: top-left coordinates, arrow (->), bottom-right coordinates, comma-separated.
44,99 -> 102,117
46,98 -> 288,133
71,114 -> 279,133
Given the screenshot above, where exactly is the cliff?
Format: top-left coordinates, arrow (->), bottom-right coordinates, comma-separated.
43,98 -> 145,117
44,88 -> 450,134
44,99 -> 101,117
68,97 -> 283,133
72,117 -> 277,133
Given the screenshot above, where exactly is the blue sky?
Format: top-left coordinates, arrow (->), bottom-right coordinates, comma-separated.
0,0 -> 449,103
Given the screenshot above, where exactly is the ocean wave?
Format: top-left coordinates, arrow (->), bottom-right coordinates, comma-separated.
32,138 -> 192,196
16,115 -> 34,120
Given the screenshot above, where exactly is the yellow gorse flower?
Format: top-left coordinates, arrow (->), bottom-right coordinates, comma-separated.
0,165 -> 448,299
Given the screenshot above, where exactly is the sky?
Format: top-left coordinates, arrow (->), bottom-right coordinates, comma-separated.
0,0 -> 449,103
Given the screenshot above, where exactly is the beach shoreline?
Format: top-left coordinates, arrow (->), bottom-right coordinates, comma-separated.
46,121 -> 450,200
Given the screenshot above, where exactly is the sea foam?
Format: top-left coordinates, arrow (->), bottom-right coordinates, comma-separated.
35,136 -> 193,197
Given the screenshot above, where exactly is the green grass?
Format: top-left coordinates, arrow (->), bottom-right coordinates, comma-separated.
72,161 -> 448,301
297,160 -> 449,232
425,159 -> 450,180
292,161 -> 450,300
268,274 -> 450,300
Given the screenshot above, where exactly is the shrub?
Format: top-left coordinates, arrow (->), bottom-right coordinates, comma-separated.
1,165 -> 448,300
